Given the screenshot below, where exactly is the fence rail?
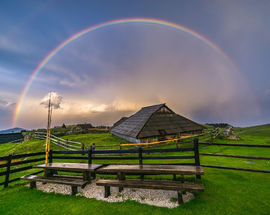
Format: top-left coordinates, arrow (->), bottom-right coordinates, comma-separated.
201,165 -> 270,173
200,153 -> 270,160
199,141 -> 270,174
33,132 -> 84,151
0,152 -> 46,188
199,142 -> 270,148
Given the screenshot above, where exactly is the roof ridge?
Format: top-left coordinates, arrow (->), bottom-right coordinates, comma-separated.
141,103 -> 166,109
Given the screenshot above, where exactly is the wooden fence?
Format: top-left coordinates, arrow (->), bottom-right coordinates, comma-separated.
34,132 -> 84,151
199,142 -> 270,173
1,138 -> 270,188
0,139 -> 199,188
0,152 -> 45,188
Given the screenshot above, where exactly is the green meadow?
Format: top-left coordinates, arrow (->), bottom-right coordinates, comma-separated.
0,124 -> 270,215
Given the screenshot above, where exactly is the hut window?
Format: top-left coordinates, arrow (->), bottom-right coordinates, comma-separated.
158,129 -> 167,135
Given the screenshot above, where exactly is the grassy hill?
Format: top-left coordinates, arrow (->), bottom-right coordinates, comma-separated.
0,124 -> 270,215
234,124 -> 270,144
1,123 -> 270,156
0,132 -> 128,158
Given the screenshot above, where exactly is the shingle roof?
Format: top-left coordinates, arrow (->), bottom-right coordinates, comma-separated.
111,104 -> 204,138
111,104 -> 165,138
111,117 -> 128,129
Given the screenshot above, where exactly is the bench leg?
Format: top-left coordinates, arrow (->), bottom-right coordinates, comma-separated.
71,186 -> 78,195
30,181 -> 36,189
173,174 -> 176,181
181,175 -> 184,183
91,172 -> 96,179
177,192 -> 183,204
81,183 -> 87,189
180,175 -> 186,194
105,186 -> 111,198
83,172 -> 92,183
118,187 -> 123,192
117,172 -> 125,192
196,175 -> 201,179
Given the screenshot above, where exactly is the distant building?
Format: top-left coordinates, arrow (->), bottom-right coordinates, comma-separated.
111,104 -> 205,143
72,123 -> 94,132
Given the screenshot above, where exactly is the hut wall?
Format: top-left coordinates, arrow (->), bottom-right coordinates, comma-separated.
139,134 -> 180,143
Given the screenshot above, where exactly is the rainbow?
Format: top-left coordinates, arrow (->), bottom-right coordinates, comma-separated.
12,17 -> 238,126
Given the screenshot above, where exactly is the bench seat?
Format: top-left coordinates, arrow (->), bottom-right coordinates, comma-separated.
21,175 -> 88,195
96,179 -> 204,204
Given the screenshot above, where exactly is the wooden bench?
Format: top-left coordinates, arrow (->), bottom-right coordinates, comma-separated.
96,179 -> 204,204
33,163 -> 103,182
21,174 -> 88,195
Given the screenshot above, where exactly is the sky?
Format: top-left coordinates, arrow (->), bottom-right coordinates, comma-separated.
0,0 -> 270,130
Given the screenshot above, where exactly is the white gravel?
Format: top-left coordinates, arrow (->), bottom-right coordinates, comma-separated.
32,180 -> 194,208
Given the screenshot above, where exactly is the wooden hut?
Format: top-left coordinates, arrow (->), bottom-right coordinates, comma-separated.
111,104 -> 205,143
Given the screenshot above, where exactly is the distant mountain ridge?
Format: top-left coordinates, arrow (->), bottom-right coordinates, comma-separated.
206,123 -> 232,128
0,127 -> 26,134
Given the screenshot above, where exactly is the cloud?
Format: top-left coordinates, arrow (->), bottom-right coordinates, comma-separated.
0,99 -> 16,109
40,92 -> 63,109
0,98 -> 16,130
15,23 -> 261,128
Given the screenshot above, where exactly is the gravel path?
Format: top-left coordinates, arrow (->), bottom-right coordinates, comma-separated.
31,180 -> 194,208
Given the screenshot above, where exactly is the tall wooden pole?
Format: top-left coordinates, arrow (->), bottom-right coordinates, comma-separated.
45,93 -> 52,164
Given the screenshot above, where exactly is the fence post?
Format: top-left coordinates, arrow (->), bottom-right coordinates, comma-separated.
193,138 -> 201,179
119,143 -> 122,156
49,150 -> 53,163
88,148 -> 92,165
138,146 -> 143,165
138,147 -> 144,180
4,154 -> 12,188
176,139 -> 179,149
210,132 -> 213,144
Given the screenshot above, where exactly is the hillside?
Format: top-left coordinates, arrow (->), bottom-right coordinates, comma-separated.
0,124 -> 270,215
0,124 -> 270,156
0,127 -> 26,134
233,124 -> 270,144
1,123 -> 270,157
0,132 -> 127,157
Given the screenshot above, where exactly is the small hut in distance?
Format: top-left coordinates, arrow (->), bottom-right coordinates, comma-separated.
111,104 -> 205,143
71,123 -> 94,133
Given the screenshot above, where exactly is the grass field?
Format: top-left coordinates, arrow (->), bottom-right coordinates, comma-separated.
0,124 -> 270,215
